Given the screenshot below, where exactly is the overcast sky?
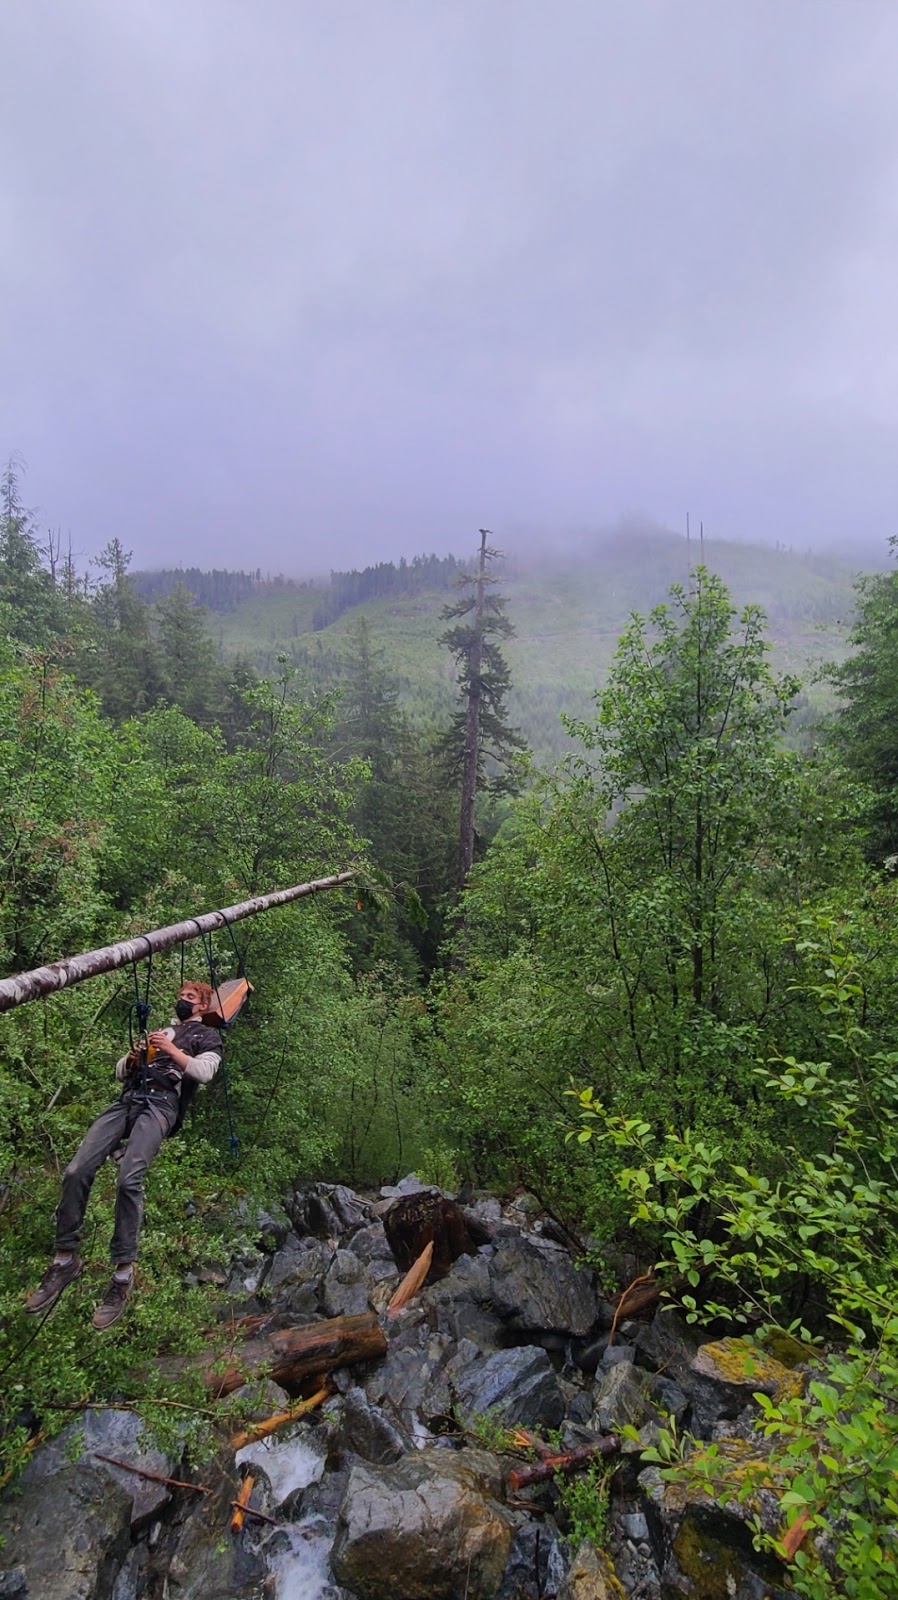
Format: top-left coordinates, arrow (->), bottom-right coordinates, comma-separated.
2,0 -> 897,573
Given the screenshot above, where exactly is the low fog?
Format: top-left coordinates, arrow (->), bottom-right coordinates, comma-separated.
2,1 -> 897,571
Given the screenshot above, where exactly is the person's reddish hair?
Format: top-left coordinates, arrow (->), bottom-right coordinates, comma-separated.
182,980 -> 213,1011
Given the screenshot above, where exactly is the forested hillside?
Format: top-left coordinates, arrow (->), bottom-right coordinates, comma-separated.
2,461 -> 897,1595
187,526 -> 858,761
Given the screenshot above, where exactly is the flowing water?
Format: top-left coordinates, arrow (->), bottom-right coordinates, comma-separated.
235,1434 -> 339,1597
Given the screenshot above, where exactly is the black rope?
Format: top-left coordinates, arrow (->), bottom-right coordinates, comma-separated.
222,917 -> 247,978
128,943 -> 154,1095
192,922 -> 239,1160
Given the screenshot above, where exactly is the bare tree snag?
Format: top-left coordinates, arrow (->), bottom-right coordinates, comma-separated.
205,1312 -> 386,1399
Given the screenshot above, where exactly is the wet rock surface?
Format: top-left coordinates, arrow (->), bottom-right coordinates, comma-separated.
331,1448 -> 516,1600
1,1179 -> 800,1599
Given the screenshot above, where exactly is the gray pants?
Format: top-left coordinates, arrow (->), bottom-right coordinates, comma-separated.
54,1089 -> 179,1264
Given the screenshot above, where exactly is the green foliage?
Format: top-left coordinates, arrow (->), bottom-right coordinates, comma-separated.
430,573 -> 859,1224
555,1458 -> 611,1552
571,932 -> 898,1597
829,540 -> 898,860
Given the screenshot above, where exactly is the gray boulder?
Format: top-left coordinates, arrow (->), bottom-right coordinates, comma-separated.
489,1234 -> 599,1336
339,1385 -> 416,1463
266,1236 -> 331,1315
633,1309 -> 701,1386
322,1248 -> 371,1317
423,1252 -> 505,1349
291,1182 -> 373,1238
347,1222 -> 399,1284
252,1202 -> 291,1251
496,1518 -> 568,1600
591,1360 -> 657,1435
0,1463 -> 131,1600
331,1448 -> 516,1600
454,1345 -> 566,1432
20,1407 -> 177,1528
365,1324 -> 454,1432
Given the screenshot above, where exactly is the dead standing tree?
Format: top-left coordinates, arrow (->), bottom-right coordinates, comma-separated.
439,530 -> 524,895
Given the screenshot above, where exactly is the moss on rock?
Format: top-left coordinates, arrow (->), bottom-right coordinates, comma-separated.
692,1337 -> 805,1402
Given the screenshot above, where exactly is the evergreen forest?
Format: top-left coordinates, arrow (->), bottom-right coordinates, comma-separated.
1,459 -> 897,1594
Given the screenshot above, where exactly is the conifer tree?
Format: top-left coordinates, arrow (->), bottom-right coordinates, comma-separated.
85,538 -> 167,718
0,455 -> 60,645
439,530 -> 524,891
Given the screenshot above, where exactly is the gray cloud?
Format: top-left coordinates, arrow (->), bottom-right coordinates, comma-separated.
2,0 -> 897,569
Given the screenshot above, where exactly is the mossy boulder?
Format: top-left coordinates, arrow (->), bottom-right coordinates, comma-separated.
557,1539 -> 626,1600
640,1440 -> 792,1600
688,1337 -> 804,1437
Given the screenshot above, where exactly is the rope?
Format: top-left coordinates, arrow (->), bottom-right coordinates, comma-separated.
192,922 -> 240,1160
222,917 -> 247,978
129,942 -> 154,1095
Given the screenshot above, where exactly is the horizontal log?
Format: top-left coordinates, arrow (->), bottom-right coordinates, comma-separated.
0,872 -> 355,1014
206,1311 -> 386,1399
507,1436 -> 621,1492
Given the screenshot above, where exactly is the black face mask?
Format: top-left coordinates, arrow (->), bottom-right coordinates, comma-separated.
175,998 -> 196,1022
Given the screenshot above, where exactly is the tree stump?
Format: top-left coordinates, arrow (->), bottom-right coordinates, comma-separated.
384,1193 -> 492,1283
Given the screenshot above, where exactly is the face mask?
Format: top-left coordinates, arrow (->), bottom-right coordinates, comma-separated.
175,998 -> 196,1022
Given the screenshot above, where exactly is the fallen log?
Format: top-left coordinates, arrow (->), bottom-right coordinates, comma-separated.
206,1311 -> 387,1399
507,1436 -> 621,1493
229,1384 -> 331,1451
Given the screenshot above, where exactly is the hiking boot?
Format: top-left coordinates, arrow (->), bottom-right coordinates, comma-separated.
92,1273 -> 133,1331
24,1255 -> 83,1314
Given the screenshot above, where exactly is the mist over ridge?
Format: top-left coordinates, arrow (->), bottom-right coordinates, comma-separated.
4,2 -> 898,570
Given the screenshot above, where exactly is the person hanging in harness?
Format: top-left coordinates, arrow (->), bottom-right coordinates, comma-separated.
25,981 -> 222,1330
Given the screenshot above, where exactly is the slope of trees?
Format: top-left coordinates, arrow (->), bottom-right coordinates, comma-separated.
2,458 -> 898,1589
312,552 -> 465,630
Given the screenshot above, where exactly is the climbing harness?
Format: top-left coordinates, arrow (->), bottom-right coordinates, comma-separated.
122,924 -> 253,1157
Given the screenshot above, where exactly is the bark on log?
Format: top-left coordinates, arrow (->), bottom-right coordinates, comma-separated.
0,872 -> 354,1014
507,1436 -> 621,1492
206,1312 -> 386,1398
384,1194 -> 491,1282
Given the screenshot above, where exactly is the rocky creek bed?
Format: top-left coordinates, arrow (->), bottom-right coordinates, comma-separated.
0,1178 -> 813,1600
